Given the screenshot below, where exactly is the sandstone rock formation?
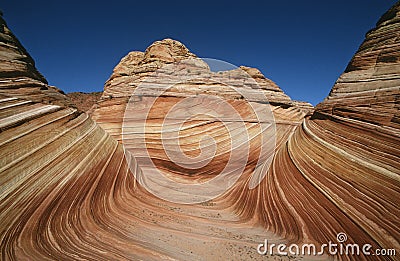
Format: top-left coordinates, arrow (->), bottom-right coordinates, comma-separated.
232,2 -> 399,256
92,39 -> 313,142
0,14 -> 73,107
1,3 -> 399,261
316,2 -> 400,128
67,91 -> 102,112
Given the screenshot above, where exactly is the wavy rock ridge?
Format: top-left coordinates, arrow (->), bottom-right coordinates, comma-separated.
1,3 -> 399,261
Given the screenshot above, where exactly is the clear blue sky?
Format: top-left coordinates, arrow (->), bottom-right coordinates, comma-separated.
1,1 -> 397,105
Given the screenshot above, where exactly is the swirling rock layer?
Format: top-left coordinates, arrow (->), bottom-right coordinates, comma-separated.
221,3 -> 400,258
1,3 -> 400,261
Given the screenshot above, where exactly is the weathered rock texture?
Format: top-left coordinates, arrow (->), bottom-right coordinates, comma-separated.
67,91 -> 102,112
316,2 -> 400,128
92,39 -> 313,141
1,3 -> 399,261
0,14 -> 73,107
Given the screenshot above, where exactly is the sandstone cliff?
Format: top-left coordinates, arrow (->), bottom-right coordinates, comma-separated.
316,2 -> 400,128
0,13 -> 73,107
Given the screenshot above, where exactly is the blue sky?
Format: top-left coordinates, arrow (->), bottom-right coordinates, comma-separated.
1,1 -> 397,105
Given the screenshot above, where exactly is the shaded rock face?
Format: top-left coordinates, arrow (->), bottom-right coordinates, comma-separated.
0,15 -> 46,83
0,4 -> 399,261
316,2 -> 400,128
0,14 -> 73,107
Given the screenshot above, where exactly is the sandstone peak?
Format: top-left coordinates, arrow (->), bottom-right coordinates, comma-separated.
376,1 -> 400,27
94,38 -> 313,142
105,39 -> 196,89
144,38 -> 196,63
0,14 -> 73,107
239,65 -> 282,92
0,15 -> 46,83
103,38 -> 297,103
316,1 -> 400,128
